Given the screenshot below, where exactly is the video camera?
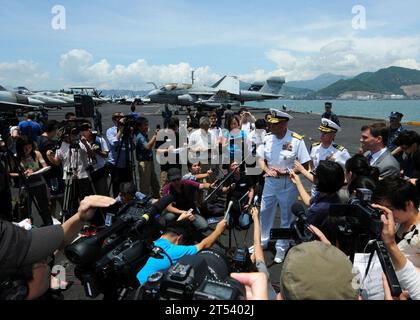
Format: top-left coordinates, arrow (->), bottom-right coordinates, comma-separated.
57,119 -> 91,148
329,188 -> 383,243
270,202 -> 315,246
329,188 -> 402,297
64,195 -> 174,299
140,249 -> 246,300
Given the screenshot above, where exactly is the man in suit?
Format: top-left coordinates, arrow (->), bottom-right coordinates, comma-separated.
360,122 -> 400,178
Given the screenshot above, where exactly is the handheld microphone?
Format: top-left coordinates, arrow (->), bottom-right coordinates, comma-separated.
224,200 -> 234,221
253,195 -> 259,206
291,202 -> 307,220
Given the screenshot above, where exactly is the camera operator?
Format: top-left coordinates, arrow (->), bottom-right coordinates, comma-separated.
136,218 -> 227,285
136,117 -> 160,199
106,112 -> 133,197
289,160 -> 344,231
374,177 -> 420,268
46,126 -> 95,218
37,121 -> 64,217
0,195 -> 115,300
372,203 -> 420,300
79,123 -> 109,196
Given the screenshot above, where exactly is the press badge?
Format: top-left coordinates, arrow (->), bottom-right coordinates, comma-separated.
105,213 -> 115,227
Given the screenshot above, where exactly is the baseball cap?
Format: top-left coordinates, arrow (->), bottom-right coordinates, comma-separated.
279,241 -> 358,300
389,112 -> 403,119
167,168 -> 182,182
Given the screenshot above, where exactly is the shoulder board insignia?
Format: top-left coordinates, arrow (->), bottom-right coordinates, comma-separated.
312,142 -> 321,146
292,132 -> 303,140
333,144 -> 345,151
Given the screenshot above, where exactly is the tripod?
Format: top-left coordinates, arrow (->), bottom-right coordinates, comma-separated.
108,124 -> 138,196
61,143 -> 96,223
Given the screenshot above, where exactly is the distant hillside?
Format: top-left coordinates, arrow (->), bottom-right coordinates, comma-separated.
287,73 -> 349,91
280,85 -> 315,98
318,66 -> 420,97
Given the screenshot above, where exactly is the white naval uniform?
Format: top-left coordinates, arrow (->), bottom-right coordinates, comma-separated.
310,142 -> 350,197
257,130 -> 311,255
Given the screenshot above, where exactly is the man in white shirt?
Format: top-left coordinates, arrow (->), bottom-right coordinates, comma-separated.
360,122 -> 400,178
256,109 -> 311,263
188,117 -> 218,172
47,129 -> 95,219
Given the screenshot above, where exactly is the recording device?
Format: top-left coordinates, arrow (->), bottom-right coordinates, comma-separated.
329,188 -> 402,297
57,118 -> 91,148
224,200 -> 233,221
64,194 -> 174,299
140,249 -> 246,300
329,188 -> 383,243
270,202 -> 315,245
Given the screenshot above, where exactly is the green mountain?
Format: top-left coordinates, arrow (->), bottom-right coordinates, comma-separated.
317,66 -> 420,97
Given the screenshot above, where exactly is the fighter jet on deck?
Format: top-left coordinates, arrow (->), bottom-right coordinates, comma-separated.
0,85 -> 43,112
147,75 -> 285,108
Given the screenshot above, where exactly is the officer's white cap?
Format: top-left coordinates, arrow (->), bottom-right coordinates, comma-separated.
319,118 -> 341,133
267,108 -> 293,124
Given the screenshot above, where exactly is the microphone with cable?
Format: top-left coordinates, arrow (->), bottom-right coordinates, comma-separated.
291,202 -> 316,242
224,200 -> 234,221
291,202 -> 307,221
132,194 -> 174,235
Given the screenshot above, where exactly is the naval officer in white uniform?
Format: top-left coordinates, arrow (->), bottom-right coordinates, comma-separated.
309,118 -> 350,196
256,109 -> 311,263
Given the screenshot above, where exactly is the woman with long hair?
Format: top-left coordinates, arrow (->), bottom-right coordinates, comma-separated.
10,136 -> 52,225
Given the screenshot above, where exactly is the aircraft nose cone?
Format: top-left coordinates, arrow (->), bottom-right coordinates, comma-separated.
148,89 -> 159,101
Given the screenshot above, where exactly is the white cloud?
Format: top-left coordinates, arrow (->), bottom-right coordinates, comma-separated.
58,49 -> 221,89
240,35 -> 420,82
0,60 -> 49,89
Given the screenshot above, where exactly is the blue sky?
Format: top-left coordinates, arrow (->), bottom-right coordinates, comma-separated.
1,0 -> 420,89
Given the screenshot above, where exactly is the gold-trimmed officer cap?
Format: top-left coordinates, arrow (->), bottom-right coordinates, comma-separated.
319,118 -> 341,133
268,108 -> 293,124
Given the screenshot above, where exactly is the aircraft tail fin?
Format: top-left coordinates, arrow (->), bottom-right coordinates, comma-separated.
212,76 -> 240,95
259,76 -> 285,94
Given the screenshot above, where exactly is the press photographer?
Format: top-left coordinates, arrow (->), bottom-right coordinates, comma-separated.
46,120 -> 95,220
106,112 -> 135,197
0,195 -> 115,300
79,122 -> 109,196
